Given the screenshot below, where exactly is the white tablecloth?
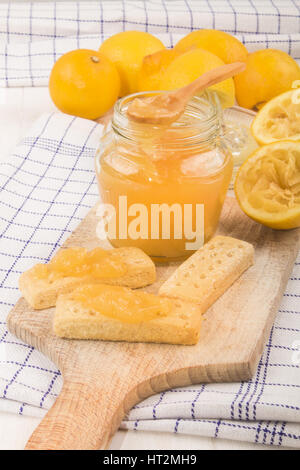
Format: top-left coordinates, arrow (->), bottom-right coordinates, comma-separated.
0,1 -> 299,87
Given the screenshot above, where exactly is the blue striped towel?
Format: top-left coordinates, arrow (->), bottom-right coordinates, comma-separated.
0,0 -> 299,87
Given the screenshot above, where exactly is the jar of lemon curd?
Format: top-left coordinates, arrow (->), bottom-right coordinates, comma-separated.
95,91 -> 233,262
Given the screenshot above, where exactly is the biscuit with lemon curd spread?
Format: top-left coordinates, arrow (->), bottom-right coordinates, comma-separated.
19,246 -> 156,310
53,284 -> 202,345
159,235 -> 254,312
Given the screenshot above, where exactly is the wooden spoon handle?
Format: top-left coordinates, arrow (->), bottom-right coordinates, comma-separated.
178,61 -> 246,102
25,379 -> 128,450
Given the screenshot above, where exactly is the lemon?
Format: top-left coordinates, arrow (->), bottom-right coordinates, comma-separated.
235,49 -> 300,110
99,31 -> 165,97
49,49 -> 120,120
137,49 -> 179,92
251,89 -> 300,145
159,48 -> 235,108
235,140 -> 300,230
174,29 -> 248,64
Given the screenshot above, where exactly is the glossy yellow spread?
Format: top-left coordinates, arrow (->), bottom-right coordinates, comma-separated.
70,284 -> 172,323
31,247 -> 127,281
97,134 -> 232,260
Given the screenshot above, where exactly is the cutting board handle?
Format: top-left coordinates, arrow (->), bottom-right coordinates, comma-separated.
25,379 -> 128,450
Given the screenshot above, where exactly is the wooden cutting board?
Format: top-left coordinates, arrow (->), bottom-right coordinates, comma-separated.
7,197 -> 300,450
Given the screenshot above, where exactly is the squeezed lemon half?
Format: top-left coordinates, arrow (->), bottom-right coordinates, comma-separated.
251,89 -> 300,145
235,140 -> 300,230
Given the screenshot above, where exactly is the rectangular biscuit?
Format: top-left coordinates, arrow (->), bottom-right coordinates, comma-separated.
19,246 -> 156,310
159,236 -> 254,312
53,286 -> 202,345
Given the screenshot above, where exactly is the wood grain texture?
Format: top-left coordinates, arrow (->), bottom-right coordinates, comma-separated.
7,197 -> 300,450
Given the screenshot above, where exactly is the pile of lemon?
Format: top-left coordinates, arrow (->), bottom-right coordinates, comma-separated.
49,29 -> 300,231
49,29 -> 300,118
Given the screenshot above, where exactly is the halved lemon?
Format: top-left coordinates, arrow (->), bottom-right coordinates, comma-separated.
251,89 -> 300,145
235,140 -> 300,229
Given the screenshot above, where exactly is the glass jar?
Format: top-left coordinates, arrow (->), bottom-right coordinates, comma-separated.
95,91 -> 233,262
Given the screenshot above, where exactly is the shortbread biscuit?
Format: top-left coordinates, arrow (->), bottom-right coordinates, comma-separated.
19,247 -> 156,310
53,285 -> 202,345
159,236 -> 254,312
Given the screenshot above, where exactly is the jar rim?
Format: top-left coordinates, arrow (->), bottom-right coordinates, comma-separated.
111,90 -> 221,147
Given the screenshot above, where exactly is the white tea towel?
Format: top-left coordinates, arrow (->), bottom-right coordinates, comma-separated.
0,112 -> 299,448
0,112 -> 102,417
0,0 -> 299,87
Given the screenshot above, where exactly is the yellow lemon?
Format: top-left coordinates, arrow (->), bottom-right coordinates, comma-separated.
251,89 -> 300,145
137,48 -> 180,92
174,29 -> 248,64
99,31 -> 165,96
49,49 -> 120,120
234,140 -> 300,230
235,49 -> 300,110
159,48 -> 235,108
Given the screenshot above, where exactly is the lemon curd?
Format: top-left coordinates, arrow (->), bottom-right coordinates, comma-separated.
31,247 -> 127,281
70,284 -> 172,323
96,92 -> 233,261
